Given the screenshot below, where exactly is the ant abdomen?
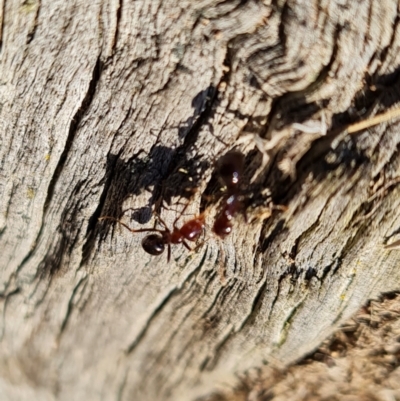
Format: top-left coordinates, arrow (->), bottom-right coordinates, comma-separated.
213,213 -> 232,238
142,234 -> 165,255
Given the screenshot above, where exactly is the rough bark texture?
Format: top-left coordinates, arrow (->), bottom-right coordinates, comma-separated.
221,292 -> 400,401
1,1 -> 400,400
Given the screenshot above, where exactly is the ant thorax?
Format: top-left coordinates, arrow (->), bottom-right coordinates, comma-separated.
179,216 -> 205,241
170,229 -> 184,244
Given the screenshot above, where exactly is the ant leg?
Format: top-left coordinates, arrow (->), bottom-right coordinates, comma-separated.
172,198 -> 192,229
192,239 -> 206,253
167,244 -> 171,262
243,209 -> 249,224
154,214 -> 169,231
98,216 -> 161,234
192,222 -> 207,252
272,204 -> 289,212
148,206 -> 168,231
182,240 -> 192,251
385,239 -> 400,249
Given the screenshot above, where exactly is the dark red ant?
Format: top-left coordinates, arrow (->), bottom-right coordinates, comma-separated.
212,151 -> 245,238
212,150 -> 287,238
99,204 -> 205,262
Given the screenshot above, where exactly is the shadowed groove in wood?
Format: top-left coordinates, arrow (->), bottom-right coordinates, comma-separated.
58,275 -> 88,336
0,0 -> 5,53
112,0 -> 123,54
277,302 -> 301,348
82,150 -> 125,264
215,292 -> 400,401
235,279 -> 268,332
38,56 -> 104,276
25,0 -> 41,45
126,247 -> 209,354
0,286 -> 20,341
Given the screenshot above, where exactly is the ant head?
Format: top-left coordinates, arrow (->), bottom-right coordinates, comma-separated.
141,234 -> 165,255
217,151 -> 245,189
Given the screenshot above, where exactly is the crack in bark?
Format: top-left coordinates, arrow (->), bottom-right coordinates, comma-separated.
0,0 -> 5,53
37,56 -> 103,275
26,0 -> 41,44
117,367 -> 128,401
82,145 -> 125,264
260,218 -> 285,253
148,291 -> 216,385
319,260 -> 335,283
307,196 -> 346,262
235,279 -> 267,332
331,273 -> 357,326
9,55 -> 104,279
290,204 -> 326,260
130,252 -> 219,391
215,279 -> 238,308
267,259 -> 305,324
277,299 -> 305,348
58,275 -> 88,337
124,251 -> 211,354
0,286 -> 20,341
180,84 -> 218,150
185,276 -> 269,372
200,283 -> 226,322
351,176 -> 400,227
363,0 -> 373,55
125,285 -> 180,354
276,0 -> 288,53
112,0 -> 122,54
201,325 -> 234,371
84,80 -> 153,240
380,12 -> 400,65
46,55 -> 103,219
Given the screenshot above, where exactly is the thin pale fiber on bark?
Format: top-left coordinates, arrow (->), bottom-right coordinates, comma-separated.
1,1 -> 400,400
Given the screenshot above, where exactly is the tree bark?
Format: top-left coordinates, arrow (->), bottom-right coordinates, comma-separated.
1,0 -> 400,400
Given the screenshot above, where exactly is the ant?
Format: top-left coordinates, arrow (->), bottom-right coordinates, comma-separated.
99,202 -> 205,262
212,151 -> 246,238
211,150 -> 287,238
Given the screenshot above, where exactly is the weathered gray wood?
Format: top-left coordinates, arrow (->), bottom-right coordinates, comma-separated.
1,0 -> 400,400
220,293 -> 400,401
